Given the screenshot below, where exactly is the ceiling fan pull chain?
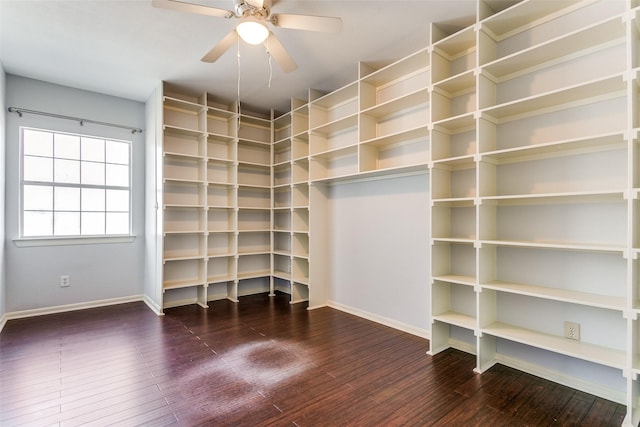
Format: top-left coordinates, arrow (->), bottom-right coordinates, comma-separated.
237,35 -> 242,128
265,38 -> 273,88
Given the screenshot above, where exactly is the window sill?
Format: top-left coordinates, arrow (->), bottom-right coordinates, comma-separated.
13,235 -> 136,247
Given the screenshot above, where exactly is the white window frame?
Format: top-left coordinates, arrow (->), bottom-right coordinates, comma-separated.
16,126 -> 134,246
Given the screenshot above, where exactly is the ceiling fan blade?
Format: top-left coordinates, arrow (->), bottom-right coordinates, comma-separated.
201,30 -> 238,63
152,0 -> 233,19
264,32 -> 297,73
271,13 -> 342,33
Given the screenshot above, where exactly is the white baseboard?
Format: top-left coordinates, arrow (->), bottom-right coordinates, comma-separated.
142,294 -> 164,316
3,295 -> 147,322
327,300 -> 429,340
0,314 -> 7,334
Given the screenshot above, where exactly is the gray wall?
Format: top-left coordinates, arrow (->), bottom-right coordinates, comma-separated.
329,174 -> 430,335
4,75 -> 145,312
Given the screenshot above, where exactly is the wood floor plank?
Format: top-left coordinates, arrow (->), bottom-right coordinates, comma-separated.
0,294 -> 626,426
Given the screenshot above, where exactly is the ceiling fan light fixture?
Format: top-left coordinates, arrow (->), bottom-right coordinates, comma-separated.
236,17 -> 269,45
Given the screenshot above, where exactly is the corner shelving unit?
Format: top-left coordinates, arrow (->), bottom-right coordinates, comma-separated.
156,83 -> 274,307
272,97 -> 312,304
147,1 -> 640,423
236,112 -> 272,299
428,1 -> 640,425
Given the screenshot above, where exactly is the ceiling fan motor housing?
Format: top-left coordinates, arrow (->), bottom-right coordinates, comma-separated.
233,0 -> 271,19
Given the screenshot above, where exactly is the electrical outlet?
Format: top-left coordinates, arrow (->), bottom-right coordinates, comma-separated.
564,321 -> 580,341
60,275 -> 70,287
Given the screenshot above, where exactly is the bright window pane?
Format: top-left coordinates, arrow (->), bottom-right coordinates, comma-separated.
106,189 -> 129,212
54,212 -> 80,236
23,211 -> 53,236
106,213 -> 129,234
24,185 -> 53,210
106,164 -> 129,187
22,128 -> 131,238
81,212 -> 105,235
54,159 -> 80,184
81,137 -> 104,161
54,133 -> 80,159
81,188 -> 105,211
54,187 -> 80,211
106,140 -> 129,165
23,129 -> 53,157
24,156 -> 53,182
81,161 -> 105,185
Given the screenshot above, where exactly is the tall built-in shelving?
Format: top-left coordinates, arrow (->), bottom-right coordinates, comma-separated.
428,1 -> 640,425
158,83 -> 273,308
236,112 -> 272,299
149,1 -> 640,423
271,98 -> 312,304
205,95 -> 238,302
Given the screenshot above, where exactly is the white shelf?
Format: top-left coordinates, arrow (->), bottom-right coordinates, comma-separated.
164,151 -> 204,161
208,104 -> 236,119
207,132 -> 236,143
433,237 -> 475,244
163,204 -> 206,209
310,113 -> 358,137
482,280 -> 625,312
360,89 -> 429,118
479,190 -> 627,206
431,154 -> 475,169
360,48 -> 430,85
480,239 -> 626,254
432,112 -> 476,131
483,321 -> 626,370
273,270 -> 292,281
163,124 -> 205,138
237,270 -> 271,280
482,73 -> 626,122
431,196 -> 476,204
481,0 -> 586,40
310,143 -> 358,161
311,81 -> 358,108
164,177 -> 205,187
207,274 -> 235,284
433,311 -> 476,330
480,131 -> 627,162
432,25 -> 476,59
163,230 -> 206,236
163,96 -> 206,113
482,15 -> 626,78
433,274 -> 476,286
163,254 -> 205,262
163,278 -> 206,291
433,69 -> 476,94
359,124 -> 429,147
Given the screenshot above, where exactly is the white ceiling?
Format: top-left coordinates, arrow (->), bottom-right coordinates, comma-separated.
0,0 -> 477,113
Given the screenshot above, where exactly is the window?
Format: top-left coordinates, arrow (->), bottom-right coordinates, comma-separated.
20,127 -> 131,238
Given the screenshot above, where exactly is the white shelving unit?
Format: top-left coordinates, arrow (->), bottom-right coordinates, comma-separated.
306,51 -> 431,184
271,98 -> 312,304
146,1 -> 640,423
427,1 -> 640,425
154,84 -> 274,308
235,111 -> 273,300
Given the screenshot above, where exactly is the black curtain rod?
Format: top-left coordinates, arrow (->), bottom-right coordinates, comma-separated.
7,107 -> 143,134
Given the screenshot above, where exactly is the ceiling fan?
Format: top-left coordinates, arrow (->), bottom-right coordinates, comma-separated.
152,0 -> 343,73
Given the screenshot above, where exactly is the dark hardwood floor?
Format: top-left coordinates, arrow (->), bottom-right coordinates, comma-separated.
0,292 -> 627,426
